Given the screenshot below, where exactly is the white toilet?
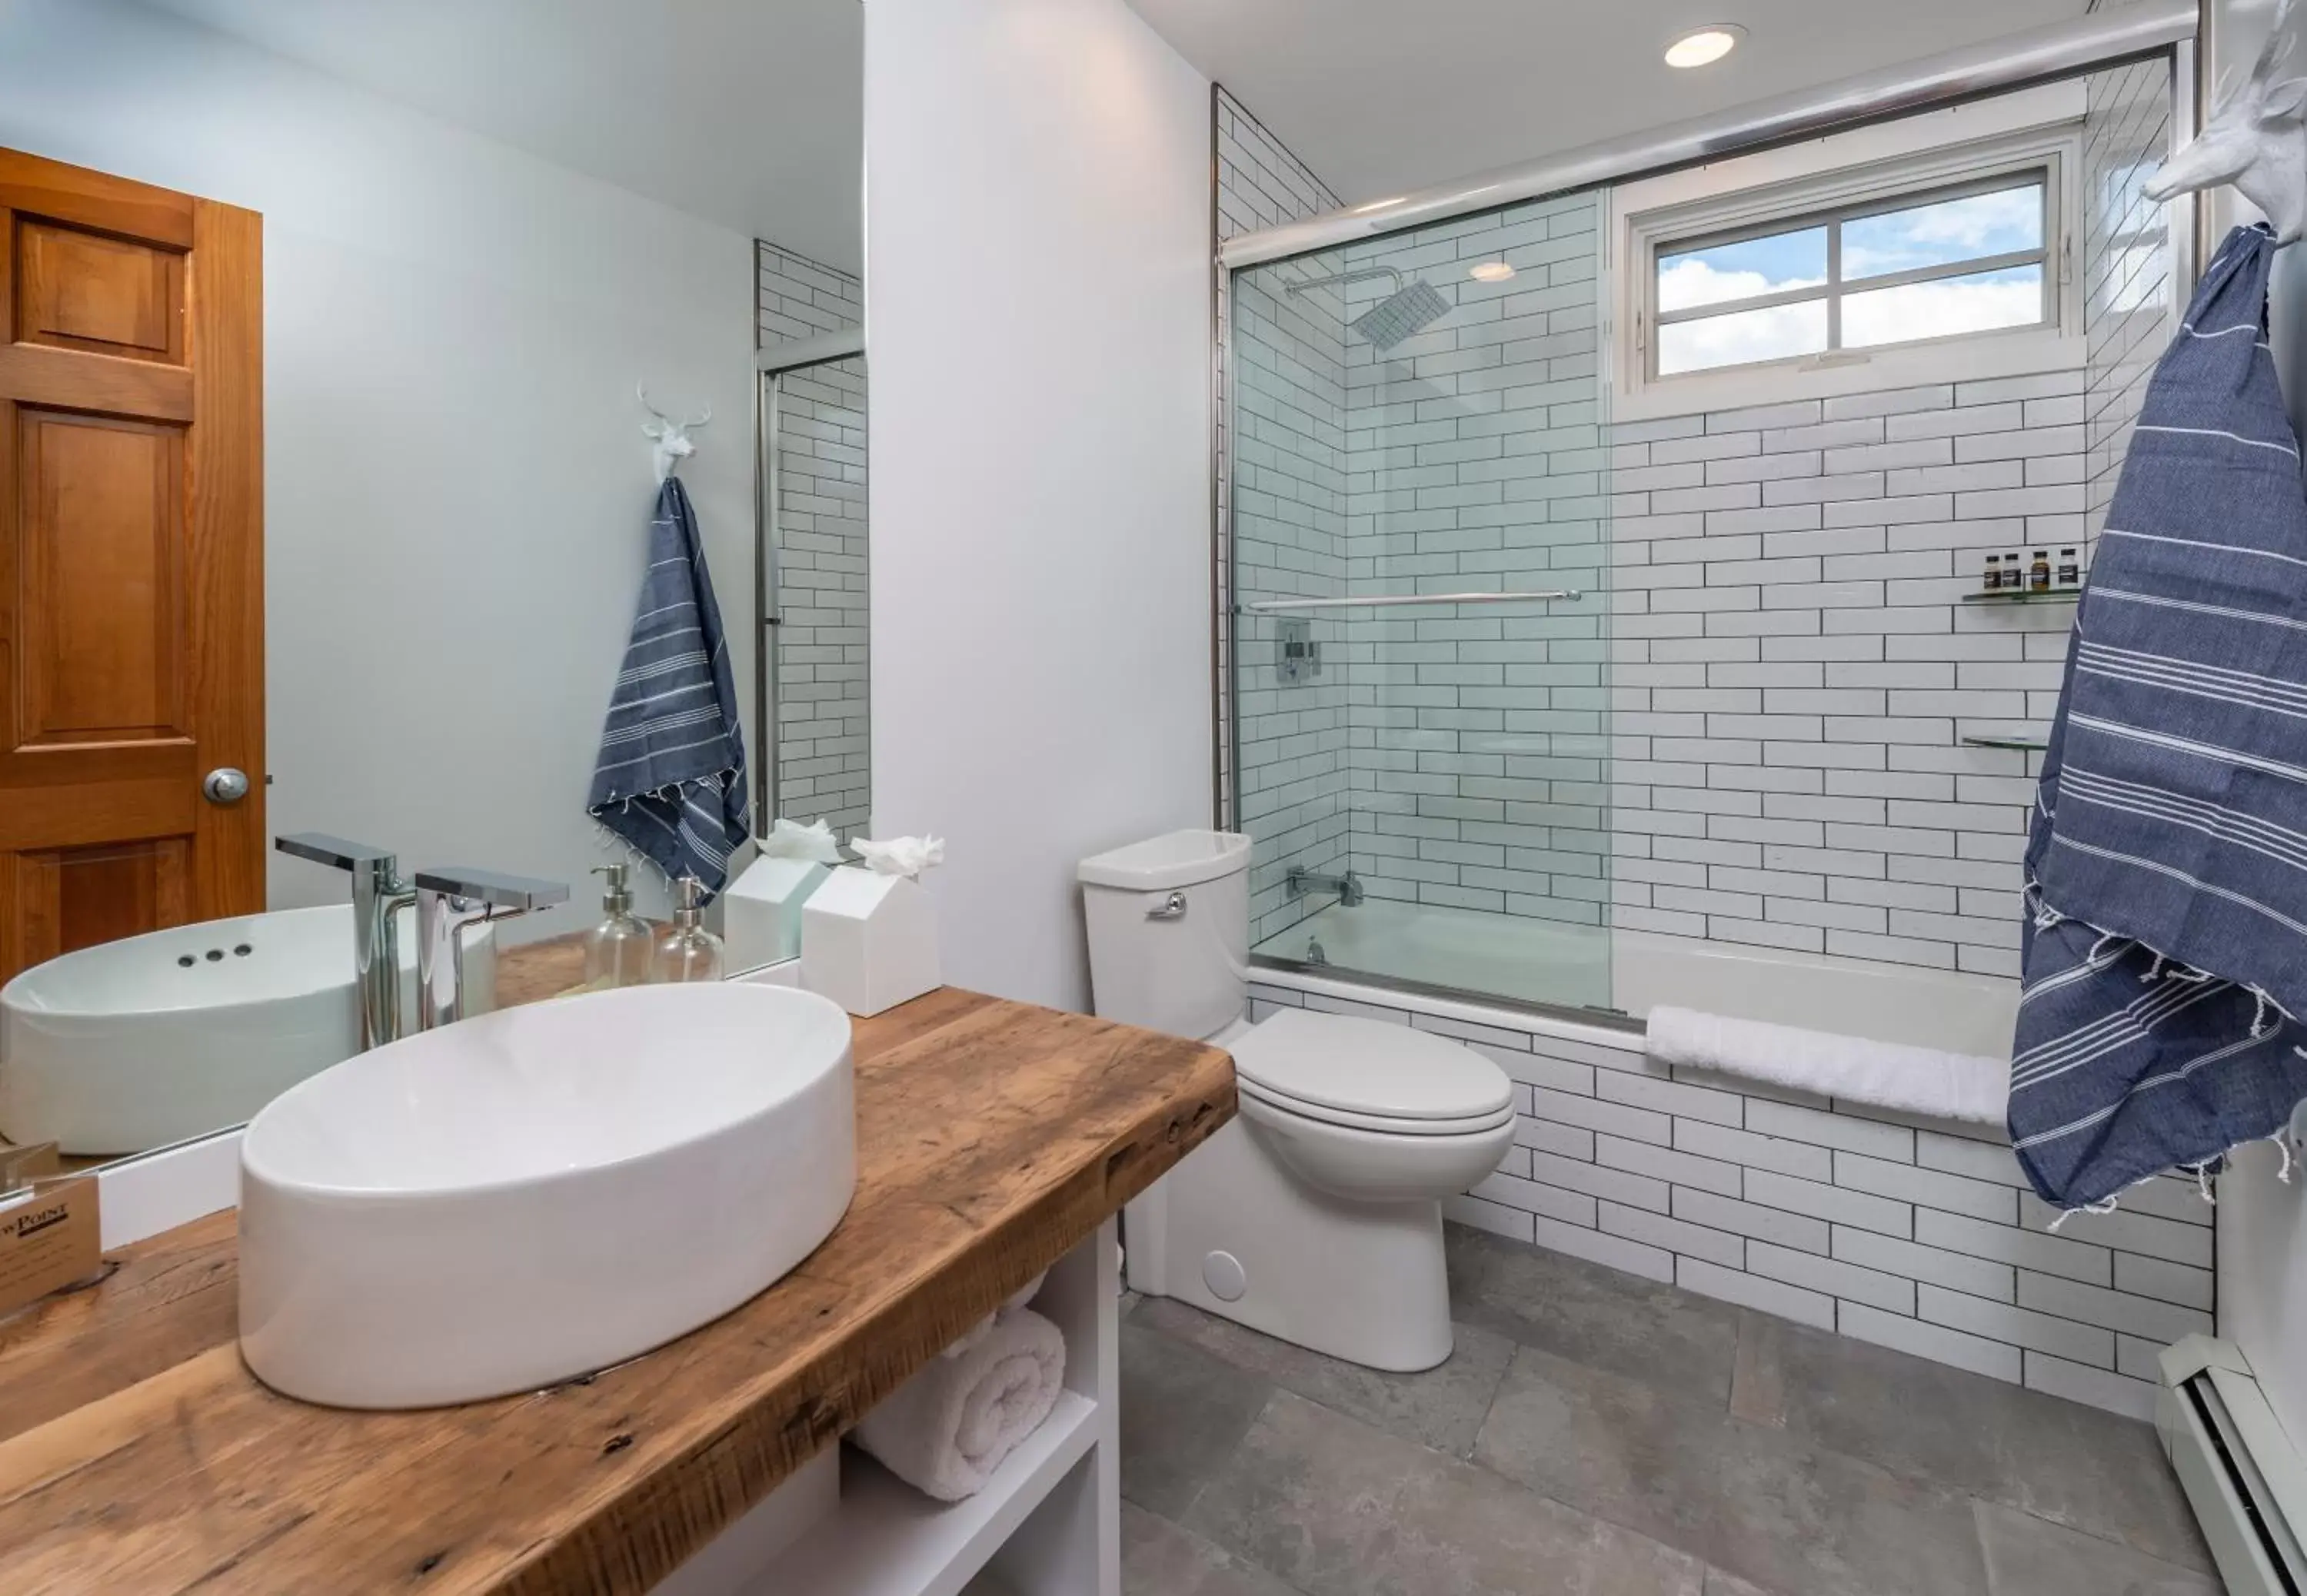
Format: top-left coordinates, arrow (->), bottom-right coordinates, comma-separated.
1079,830 -> 1516,1372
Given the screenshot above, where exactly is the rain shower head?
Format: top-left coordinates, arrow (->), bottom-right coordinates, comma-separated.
1286,265 -> 1450,354
1351,279 -> 1450,352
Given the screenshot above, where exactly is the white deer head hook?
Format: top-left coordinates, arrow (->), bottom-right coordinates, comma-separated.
637,382 -> 712,484
2145,0 -> 2307,244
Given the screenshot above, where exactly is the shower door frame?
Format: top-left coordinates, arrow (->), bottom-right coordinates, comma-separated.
1214,5 -> 2201,1022
755,328 -> 867,831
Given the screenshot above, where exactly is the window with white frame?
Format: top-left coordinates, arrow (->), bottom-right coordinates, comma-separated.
1653,171 -> 2053,377
1609,87 -> 2087,420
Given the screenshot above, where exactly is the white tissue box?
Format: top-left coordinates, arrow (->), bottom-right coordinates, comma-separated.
802,868 -> 940,1016
722,856 -> 832,973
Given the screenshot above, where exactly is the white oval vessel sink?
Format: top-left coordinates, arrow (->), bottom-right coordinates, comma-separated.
237,982 -> 856,1409
0,905 -> 496,1156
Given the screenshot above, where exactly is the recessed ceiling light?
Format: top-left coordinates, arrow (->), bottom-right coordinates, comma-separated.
1469,261 -> 1516,283
1665,25 -> 1744,68
1351,196 -> 1407,214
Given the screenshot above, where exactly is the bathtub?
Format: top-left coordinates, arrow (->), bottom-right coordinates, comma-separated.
1257,897 -> 2018,1060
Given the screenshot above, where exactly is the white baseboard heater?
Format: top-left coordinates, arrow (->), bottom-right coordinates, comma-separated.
2160,1335 -> 2307,1594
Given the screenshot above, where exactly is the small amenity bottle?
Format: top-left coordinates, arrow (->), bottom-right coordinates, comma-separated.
582,862 -> 651,992
2058,548 -> 2081,588
649,876 -> 725,984
1981,554 -> 2002,594
2029,550 -> 2052,593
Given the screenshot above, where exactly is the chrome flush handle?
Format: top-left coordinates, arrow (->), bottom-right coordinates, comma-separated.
1147,891 -> 1188,921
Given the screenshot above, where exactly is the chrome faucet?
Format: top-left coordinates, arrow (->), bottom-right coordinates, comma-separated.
1287,866 -> 1366,908
412,866 -> 570,1031
275,833 -> 416,1051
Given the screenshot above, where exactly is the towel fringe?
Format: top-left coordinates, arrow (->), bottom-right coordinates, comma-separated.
2247,983 -> 2298,1039
593,764 -> 744,813
2023,876 -> 2066,932
2047,1194 -> 2123,1232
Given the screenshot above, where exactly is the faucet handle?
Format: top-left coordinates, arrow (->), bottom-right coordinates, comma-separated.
412,866 -> 570,914
276,832 -> 399,873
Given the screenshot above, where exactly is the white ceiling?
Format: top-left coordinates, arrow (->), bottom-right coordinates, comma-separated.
1127,0 -> 2089,210
142,0 -> 864,273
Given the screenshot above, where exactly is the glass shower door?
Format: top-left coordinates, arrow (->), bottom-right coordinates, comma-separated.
1231,191 -> 1615,1015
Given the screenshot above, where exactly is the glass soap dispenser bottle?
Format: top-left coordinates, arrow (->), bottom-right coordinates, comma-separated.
583,862 -> 652,992
649,876 -> 725,984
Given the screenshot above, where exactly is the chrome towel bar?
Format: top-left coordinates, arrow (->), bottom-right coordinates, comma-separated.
1240,590 -> 1583,613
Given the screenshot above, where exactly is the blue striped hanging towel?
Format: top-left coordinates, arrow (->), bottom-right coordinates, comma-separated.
2011,224 -> 2307,1209
586,477 -> 751,898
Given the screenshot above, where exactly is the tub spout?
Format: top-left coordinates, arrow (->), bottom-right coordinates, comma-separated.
1287,866 -> 1365,908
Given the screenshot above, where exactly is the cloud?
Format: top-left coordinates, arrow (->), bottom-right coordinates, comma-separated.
1843,186 -> 2040,278
1656,256 -> 1823,314
1843,273 -> 2042,346
1658,299 -> 1825,374
1656,258 -> 2042,374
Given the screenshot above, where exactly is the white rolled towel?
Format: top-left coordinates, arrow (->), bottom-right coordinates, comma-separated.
1646,1006 -> 2009,1126
852,1306 -> 1067,1501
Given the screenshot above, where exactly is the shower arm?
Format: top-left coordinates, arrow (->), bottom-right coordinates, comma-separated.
1283,265 -> 1403,298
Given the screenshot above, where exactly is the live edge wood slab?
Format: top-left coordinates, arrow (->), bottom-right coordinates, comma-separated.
0,980 -> 1236,1596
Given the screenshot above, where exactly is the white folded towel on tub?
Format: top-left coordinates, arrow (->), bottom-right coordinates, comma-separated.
851,1305 -> 1067,1501
1646,1006 -> 2009,1126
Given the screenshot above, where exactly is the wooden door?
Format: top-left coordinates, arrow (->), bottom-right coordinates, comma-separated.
0,149 -> 263,985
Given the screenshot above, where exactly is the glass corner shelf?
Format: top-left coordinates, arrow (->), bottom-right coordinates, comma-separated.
1962,587 -> 2080,605
1961,733 -> 2049,752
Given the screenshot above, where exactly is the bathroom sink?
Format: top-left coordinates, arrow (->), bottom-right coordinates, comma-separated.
237,982 -> 856,1408
0,905 -> 496,1156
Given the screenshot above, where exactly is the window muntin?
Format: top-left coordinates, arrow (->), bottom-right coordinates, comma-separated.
1650,171 -> 2052,378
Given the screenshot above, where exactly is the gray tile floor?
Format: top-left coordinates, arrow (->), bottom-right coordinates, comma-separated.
1118,1224 -> 2222,1596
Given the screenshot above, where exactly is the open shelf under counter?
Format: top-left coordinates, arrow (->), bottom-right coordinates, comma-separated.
771,1393 -> 1101,1596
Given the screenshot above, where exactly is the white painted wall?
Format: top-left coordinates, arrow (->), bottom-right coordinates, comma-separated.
0,0 -> 758,937
864,0 -> 1213,1009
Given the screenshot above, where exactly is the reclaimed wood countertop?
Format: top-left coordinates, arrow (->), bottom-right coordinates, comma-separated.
0,951 -> 1235,1595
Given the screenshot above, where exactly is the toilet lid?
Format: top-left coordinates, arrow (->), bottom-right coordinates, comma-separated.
1230,1009 -> 1515,1123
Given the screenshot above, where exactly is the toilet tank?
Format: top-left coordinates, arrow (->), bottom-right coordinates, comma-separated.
1077,831 -> 1251,1041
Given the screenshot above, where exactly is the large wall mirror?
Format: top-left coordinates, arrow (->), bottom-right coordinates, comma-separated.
0,0 -> 864,1173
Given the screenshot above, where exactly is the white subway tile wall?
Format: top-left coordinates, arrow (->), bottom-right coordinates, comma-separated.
1604,374 -> 2081,980
1252,974 -> 2205,1421
758,244 -> 870,839
1216,89 -> 1356,943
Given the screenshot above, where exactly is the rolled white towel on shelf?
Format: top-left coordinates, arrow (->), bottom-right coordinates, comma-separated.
851,1305 -> 1067,1502
1646,1006 -> 2009,1126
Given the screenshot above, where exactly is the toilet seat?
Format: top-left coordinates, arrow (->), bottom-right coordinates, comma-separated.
1229,1009 -> 1515,1132
1237,1075 -> 1516,1137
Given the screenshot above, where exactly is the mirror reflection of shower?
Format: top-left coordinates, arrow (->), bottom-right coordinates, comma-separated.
755,302 -> 870,844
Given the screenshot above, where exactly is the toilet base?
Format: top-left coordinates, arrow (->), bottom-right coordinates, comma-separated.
1124,1116 -> 1454,1373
